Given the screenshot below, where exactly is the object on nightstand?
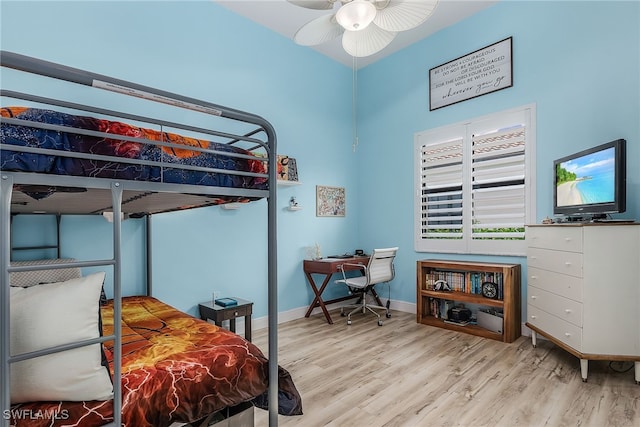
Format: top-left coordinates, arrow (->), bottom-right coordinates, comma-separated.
215,298 -> 238,307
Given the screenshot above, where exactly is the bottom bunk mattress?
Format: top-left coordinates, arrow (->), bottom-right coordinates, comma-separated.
8,296 -> 302,427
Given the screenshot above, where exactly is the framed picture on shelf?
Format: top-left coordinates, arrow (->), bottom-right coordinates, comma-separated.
316,185 -> 345,217
276,155 -> 299,182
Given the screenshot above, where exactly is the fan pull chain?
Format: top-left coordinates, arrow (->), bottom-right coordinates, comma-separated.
352,55 -> 359,152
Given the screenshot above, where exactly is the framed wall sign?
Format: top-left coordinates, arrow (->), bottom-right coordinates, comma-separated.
429,37 -> 513,110
316,185 -> 345,217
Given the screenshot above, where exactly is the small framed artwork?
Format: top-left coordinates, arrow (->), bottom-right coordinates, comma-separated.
316,185 -> 345,217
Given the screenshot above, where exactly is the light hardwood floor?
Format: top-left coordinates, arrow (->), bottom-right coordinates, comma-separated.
253,309 -> 640,427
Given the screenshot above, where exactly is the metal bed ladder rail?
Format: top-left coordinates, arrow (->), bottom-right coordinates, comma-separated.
0,176 -> 124,427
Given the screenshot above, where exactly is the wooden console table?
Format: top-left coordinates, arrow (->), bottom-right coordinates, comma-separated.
303,256 -> 382,324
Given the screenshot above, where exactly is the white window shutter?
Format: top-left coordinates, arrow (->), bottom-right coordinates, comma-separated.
420,138 -> 464,240
414,104 -> 535,256
471,126 -> 527,241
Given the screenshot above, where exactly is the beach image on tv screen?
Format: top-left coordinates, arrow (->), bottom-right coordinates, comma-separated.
556,147 -> 615,207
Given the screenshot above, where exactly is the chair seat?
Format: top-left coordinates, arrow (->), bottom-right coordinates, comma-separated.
335,276 -> 367,289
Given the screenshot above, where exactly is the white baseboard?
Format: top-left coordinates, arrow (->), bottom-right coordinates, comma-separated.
250,301 -> 534,341
252,299 -> 416,331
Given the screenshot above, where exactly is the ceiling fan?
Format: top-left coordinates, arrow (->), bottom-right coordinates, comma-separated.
289,0 -> 439,57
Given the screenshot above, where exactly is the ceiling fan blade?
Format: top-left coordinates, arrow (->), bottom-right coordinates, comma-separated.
287,0 -> 336,11
373,0 -> 439,32
294,14 -> 345,46
342,25 -> 397,57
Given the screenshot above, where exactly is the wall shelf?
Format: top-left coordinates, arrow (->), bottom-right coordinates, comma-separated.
221,203 -> 243,210
277,180 -> 301,186
286,206 -> 302,211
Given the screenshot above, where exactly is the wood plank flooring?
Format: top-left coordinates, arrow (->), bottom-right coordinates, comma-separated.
253,309 -> 640,427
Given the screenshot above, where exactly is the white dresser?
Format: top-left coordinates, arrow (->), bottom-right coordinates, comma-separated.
526,223 -> 640,383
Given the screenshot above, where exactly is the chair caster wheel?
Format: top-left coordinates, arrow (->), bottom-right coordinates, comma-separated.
582,378 -> 588,383
347,319 -> 352,325
386,312 -> 391,318
341,312 -> 347,317
378,320 -> 383,326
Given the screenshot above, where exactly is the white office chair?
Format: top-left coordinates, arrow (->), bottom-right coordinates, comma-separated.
335,247 -> 398,326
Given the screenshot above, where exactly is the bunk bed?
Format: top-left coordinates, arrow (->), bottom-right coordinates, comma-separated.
0,51 -> 298,426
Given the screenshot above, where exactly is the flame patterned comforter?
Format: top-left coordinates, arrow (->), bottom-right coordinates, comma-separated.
9,296 -> 302,427
0,107 -> 267,193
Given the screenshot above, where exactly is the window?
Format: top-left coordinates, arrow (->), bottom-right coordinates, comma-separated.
414,105 -> 536,256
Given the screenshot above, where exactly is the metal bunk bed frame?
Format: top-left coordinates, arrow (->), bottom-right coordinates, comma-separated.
0,51 -> 280,427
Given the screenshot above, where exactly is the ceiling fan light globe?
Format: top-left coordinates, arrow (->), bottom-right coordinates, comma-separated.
336,0 -> 376,31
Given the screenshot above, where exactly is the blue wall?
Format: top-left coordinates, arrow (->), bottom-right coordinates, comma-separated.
3,1 -> 638,322
355,0 -> 639,307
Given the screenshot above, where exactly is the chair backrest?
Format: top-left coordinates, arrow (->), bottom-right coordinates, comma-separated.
366,247 -> 398,285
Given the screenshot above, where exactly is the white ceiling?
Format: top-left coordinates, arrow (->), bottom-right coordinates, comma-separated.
214,0 -> 499,68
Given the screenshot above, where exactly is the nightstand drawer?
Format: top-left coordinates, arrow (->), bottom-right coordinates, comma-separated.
527,247 -> 583,278
526,226 -> 583,252
217,304 -> 252,321
528,267 -> 583,302
528,285 -> 583,327
528,305 -> 582,351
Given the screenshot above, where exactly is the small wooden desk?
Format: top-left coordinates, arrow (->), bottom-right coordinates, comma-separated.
303,256 -> 381,324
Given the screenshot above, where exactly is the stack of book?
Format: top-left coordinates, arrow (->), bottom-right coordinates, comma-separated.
214,298 -> 238,307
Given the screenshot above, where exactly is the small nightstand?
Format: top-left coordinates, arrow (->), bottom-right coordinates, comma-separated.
198,297 -> 253,341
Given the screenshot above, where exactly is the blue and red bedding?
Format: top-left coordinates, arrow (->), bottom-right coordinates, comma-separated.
0,107 -> 268,192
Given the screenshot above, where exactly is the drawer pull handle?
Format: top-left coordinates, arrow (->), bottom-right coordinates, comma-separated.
564,238 -> 572,242
565,333 -> 571,337
565,309 -> 572,314
531,275 -> 537,279
564,262 -> 571,266
531,315 -> 536,319
531,296 -> 537,300
234,311 -> 239,316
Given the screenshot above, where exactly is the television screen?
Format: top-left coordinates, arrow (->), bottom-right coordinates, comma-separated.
553,139 -> 626,218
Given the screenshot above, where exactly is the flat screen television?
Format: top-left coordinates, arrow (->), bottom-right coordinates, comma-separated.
553,138 -> 626,220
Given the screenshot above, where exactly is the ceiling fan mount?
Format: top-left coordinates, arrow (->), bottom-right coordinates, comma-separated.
289,0 -> 439,57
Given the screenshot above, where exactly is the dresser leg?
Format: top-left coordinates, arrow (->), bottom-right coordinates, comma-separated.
635,361 -> 640,384
580,359 -> 588,382
531,330 -> 537,348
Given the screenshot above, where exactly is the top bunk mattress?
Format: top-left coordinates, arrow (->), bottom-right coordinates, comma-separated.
0,106 -> 268,191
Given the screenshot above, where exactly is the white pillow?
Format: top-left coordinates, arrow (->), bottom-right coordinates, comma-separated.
9,272 -> 113,403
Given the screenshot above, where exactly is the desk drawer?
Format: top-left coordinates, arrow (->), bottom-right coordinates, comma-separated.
528,267 -> 583,302
526,226 -> 583,252
528,285 -> 583,327
527,247 -> 583,278
528,305 -> 582,351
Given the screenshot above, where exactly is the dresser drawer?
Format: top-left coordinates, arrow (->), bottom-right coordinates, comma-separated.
526,226 -> 583,252
528,285 -> 583,327
528,267 -> 583,302
527,247 -> 583,278
528,305 -> 582,351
